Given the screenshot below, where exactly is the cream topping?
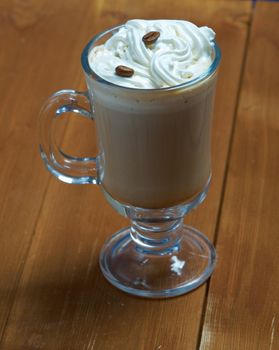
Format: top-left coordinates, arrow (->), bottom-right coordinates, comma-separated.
89,19 -> 216,88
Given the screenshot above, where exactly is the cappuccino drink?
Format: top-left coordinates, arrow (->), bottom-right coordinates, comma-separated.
86,20 -> 218,209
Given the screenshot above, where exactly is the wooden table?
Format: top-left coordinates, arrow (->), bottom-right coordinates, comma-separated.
0,0 -> 278,349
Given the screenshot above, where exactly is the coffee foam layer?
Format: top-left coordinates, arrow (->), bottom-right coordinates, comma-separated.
86,71 -> 217,114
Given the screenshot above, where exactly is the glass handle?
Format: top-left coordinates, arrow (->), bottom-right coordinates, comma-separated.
39,89 -> 99,184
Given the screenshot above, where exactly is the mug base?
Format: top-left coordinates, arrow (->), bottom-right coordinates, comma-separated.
99,225 -> 216,298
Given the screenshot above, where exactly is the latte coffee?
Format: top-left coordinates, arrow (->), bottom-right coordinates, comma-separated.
86,19 -> 218,208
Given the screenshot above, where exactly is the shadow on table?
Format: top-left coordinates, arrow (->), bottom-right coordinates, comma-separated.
3,254 -> 179,347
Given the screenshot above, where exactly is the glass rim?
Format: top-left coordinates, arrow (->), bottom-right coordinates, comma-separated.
81,24 -> 221,92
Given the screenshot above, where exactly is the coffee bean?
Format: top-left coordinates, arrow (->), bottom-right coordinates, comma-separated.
115,65 -> 134,77
142,31 -> 160,45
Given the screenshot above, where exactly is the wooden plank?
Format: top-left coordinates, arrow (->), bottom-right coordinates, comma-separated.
0,0 -> 252,349
200,3 -> 279,349
0,0 -> 98,339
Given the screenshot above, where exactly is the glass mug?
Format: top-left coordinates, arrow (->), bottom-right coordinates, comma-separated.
39,25 -> 221,298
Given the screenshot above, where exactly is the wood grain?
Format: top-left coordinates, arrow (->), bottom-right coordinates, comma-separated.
200,2 -> 279,349
0,0 -> 252,349
0,0 -> 98,339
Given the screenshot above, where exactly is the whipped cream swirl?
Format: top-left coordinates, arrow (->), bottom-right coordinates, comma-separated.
89,19 -> 216,89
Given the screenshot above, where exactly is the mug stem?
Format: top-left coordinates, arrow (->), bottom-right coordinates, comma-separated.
130,218 -> 183,255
